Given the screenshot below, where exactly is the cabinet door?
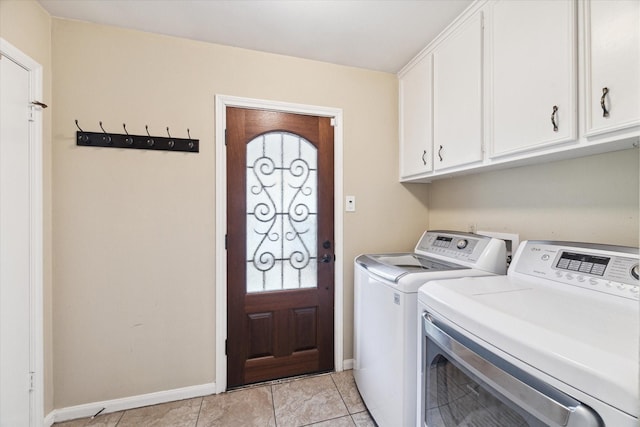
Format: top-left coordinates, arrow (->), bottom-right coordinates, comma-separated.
399,54 -> 432,179
433,13 -> 483,171
489,0 -> 577,157
584,0 -> 640,136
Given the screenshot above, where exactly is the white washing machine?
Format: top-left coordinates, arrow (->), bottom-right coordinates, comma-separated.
353,230 -> 507,427
418,240 -> 639,426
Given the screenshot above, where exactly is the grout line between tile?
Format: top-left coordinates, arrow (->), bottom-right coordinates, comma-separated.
271,384 -> 279,427
299,413 -> 353,427
329,373 -> 351,415
193,396 -> 204,427
113,410 -> 124,427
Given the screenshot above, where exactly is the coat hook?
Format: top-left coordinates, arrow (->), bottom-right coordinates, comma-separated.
99,121 -> 112,144
167,127 -> 175,148
145,125 -> 155,147
187,128 -> 194,149
123,123 -> 133,145
75,120 -> 89,143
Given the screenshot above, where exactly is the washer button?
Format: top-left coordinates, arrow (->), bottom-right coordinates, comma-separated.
541,254 -> 550,261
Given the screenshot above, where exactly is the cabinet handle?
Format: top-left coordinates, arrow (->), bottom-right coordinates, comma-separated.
422,150 -> 427,165
600,87 -> 609,118
551,105 -> 558,132
438,145 -> 443,162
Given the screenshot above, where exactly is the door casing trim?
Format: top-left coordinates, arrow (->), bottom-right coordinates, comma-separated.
214,95 -> 344,393
0,37 -> 44,426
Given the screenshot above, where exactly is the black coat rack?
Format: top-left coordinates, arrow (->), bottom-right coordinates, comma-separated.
75,120 -> 199,153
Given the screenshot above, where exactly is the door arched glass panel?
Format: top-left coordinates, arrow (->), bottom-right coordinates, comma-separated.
246,131 -> 317,293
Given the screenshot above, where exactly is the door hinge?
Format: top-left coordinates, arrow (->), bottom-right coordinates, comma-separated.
330,117 -> 336,127
28,104 -> 35,122
225,234 -> 228,250
224,129 -> 227,146
29,372 -> 35,391
225,339 -> 228,355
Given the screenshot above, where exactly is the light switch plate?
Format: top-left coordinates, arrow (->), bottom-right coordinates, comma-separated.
345,195 -> 356,212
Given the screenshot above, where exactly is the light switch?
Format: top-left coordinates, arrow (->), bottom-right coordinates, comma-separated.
345,195 -> 356,212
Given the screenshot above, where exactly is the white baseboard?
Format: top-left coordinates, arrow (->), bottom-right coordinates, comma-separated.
43,411 -> 55,427
342,359 -> 354,370
45,382 -> 216,425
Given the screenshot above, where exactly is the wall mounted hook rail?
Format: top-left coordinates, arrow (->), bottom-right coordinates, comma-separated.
75,120 -> 199,153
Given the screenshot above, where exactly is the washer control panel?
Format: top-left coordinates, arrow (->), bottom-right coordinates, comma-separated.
418,232 -> 480,259
514,241 -> 639,300
416,231 -> 490,261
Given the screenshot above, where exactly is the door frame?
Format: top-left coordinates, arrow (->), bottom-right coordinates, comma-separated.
0,37 -> 44,425
214,95 -> 344,393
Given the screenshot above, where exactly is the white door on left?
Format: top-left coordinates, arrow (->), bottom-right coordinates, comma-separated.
0,52 -> 33,427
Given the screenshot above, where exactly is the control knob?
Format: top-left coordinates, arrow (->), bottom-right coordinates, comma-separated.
631,264 -> 639,281
456,239 -> 468,249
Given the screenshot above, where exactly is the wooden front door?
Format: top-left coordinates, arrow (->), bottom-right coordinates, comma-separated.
226,107 -> 335,387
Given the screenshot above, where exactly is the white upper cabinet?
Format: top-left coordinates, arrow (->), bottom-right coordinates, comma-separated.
433,12 -> 484,170
399,54 -> 433,179
583,0 -> 640,137
397,0 -> 639,182
487,0 -> 577,158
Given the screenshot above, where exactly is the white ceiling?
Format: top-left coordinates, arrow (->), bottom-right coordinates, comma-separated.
37,0 -> 472,73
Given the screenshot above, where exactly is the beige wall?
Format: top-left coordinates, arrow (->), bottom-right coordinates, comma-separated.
51,19 -> 430,407
0,0 -> 54,415
428,149 -> 639,247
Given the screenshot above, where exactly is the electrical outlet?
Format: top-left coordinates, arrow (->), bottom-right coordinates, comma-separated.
346,196 -> 356,212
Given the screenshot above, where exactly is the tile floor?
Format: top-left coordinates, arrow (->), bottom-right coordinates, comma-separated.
53,371 -> 377,427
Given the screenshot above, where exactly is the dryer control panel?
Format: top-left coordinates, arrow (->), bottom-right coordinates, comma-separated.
513,241 -> 639,300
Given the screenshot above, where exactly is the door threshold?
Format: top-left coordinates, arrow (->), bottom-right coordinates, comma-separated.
227,370 -> 335,392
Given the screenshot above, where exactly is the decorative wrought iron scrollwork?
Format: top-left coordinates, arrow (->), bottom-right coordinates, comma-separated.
246,132 -> 318,292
